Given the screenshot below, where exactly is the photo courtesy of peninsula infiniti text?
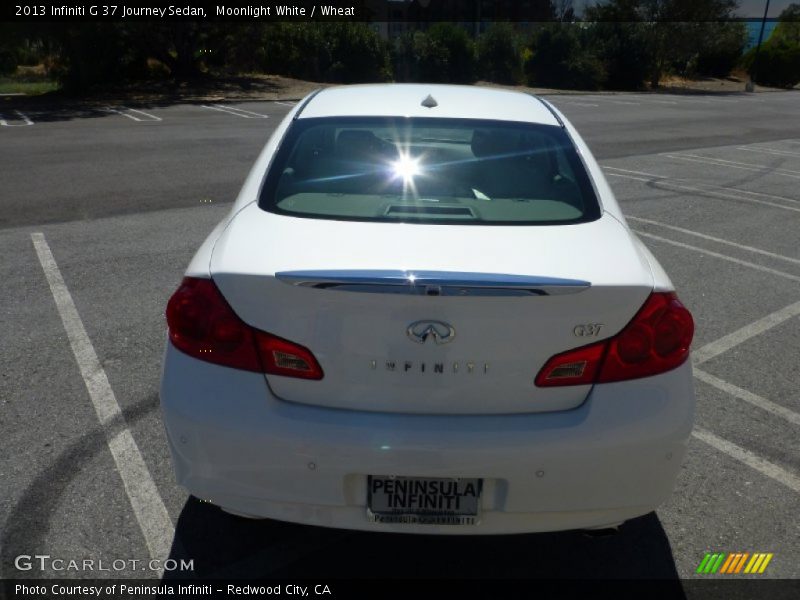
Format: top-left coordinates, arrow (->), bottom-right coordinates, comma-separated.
160,84 -> 695,534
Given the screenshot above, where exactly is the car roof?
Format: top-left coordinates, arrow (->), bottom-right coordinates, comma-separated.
297,84 -> 561,126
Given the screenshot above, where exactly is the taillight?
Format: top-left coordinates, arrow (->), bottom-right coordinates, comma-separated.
535,292 -> 693,387
166,277 -> 323,380
255,333 -> 325,380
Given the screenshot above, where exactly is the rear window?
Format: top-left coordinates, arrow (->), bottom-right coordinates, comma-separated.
259,117 -> 600,225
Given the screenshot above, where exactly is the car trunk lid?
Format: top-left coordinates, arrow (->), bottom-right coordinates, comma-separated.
210,204 -> 653,414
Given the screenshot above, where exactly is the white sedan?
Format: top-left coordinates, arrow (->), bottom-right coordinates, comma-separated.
161,84 -> 695,534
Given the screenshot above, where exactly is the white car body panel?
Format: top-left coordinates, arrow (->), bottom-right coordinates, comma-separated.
299,84 -> 560,125
161,343 -> 694,534
209,206 -> 654,414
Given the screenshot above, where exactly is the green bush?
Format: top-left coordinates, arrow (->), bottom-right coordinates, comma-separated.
743,4 -> 800,88
0,25 -> 21,75
694,22 -> 747,77
263,24 -> 321,80
770,3 -> 800,46
206,24 -> 268,73
476,23 -> 522,84
48,25 -> 146,90
584,22 -> 652,90
525,25 -> 605,90
394,23 -> 477,84
744,41 -> 800,88
325,23 -> 392,83
263,23 -> 390,83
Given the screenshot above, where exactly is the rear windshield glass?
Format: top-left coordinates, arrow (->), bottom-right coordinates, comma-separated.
259,117 -> 600,225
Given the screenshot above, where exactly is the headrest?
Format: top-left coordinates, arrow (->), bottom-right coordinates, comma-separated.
471,129 -> 521,159
336,130 -> 381,158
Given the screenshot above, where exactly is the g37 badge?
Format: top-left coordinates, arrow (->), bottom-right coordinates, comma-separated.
573,323 -> 603,337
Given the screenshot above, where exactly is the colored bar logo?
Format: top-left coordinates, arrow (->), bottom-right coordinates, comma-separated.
696,552 -> 773,574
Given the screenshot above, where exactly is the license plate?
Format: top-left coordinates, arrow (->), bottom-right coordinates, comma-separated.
367,476 -> 482,525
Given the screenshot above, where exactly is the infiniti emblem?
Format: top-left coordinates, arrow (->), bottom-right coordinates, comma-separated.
406,320 -> 456,345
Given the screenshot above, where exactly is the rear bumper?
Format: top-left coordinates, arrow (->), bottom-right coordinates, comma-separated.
160,342 -> 694,534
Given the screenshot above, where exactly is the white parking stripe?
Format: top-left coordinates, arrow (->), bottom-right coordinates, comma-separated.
31,233 -> 175,568
681,153 -> 800,174
610,100 -> 640,105
664,153 -> 800,178
567,102 -> 599,107
604,166 -> 661,178
608,172 -> 800,212
103,106 -> 161,122
693,299 -> 800,364
627,216 -> 800,266
632,230 -> 800,283
605,165 -> 800,205
736,146 -> 800,158
103,107 -> 140,121
649,99 -> 678,105
693,427 -> 800,494
0,110 -> 34,126
274,101 -> 297,107
694,369 -> 800,427
214,104 -> 270,118
201,104 -> 269,119
124,107 -> 162,121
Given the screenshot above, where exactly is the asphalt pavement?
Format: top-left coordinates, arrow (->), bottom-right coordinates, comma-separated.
1,90 -> 798,586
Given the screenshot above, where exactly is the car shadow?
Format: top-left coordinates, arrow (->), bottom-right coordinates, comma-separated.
163,497 -> 684,586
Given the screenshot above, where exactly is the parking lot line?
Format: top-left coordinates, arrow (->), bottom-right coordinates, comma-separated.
0,110 -> 34,126
677,152 -> 800,174
694,369 -> 800,427
123,107 -> 162,121
632,230 -> 800,283
692,427 -> 800,494
200,104 -> 269,119
664,153 -> 800,179
608,171 -> 800,212
693,299 -> 800,365
103,106 -> 161,122
627,216 -> 800,266
31,232 -> 175,567
274,101 -> 297,107
605,164 -> 800,206
736,146 -> 800,158
604,165 -> 660,178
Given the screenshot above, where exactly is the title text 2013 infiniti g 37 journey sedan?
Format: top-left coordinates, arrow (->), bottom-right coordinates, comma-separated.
161,84 -> 695,534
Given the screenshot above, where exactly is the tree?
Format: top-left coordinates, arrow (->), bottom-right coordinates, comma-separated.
476,23 -> 522,84
263,23 -> 390,83
693,21 -> 747,77
394,23 -> 477,84
417,23 -> 477,83
585,0 -> 744,88
0,24 -> 22,75
525,24 -> 605,90
770,3 -> 800,45
744,3 -> 800,88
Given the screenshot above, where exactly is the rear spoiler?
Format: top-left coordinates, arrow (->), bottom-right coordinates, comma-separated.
275,270 -> 590,297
